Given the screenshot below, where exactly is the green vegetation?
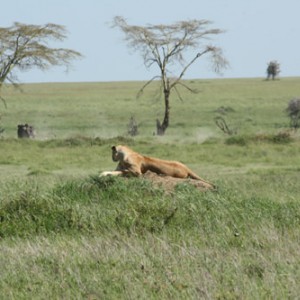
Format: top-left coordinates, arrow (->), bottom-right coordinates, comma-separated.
0,78 -> 300,299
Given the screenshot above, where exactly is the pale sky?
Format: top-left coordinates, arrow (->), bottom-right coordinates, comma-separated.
2,0 -> 300,83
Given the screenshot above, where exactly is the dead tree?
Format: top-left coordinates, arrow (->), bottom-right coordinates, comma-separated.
112,16 -> 228,135
214,116 -> 236,135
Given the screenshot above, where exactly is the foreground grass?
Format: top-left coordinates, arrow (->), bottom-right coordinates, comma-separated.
0,171 -> 299,299
1,78 -> 300,298
0,136 -> 300,299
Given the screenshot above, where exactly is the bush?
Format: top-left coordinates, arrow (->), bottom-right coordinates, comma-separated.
286,98 -> 300,130
266,60 -> 280,80
225,132 -> 293,146
254,132 -> 292,144
225,135 -> 247,146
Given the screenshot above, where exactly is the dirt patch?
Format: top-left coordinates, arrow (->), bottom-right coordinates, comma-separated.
141,171 -> 214,193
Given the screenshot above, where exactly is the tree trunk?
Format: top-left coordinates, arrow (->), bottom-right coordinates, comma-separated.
156,89 -> 170,135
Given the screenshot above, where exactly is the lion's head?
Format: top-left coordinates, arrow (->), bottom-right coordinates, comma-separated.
111,145 -> 122,162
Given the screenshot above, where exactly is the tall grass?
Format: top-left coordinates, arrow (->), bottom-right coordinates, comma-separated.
0,78 -> 300,298
0,172 -> 299,298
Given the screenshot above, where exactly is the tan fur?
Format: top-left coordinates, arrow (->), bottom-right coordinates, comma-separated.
100,145 -> 215,189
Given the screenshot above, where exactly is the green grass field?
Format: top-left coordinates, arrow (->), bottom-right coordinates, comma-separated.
0,78 -> 300,299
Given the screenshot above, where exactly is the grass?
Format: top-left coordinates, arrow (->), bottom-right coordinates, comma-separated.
2,77 -> 299,139
1,174 -> 299,298
0,77 -> 300,298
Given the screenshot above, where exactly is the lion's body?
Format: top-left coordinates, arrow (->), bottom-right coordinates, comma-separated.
100,145 -> 214,189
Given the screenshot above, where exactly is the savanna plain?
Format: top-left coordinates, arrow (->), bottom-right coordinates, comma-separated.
0,78 -> 300,299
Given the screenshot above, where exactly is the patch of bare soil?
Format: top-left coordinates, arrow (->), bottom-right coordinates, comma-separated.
141,171 -> 214,193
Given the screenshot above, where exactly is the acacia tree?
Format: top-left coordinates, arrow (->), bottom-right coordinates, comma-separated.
0,22 -> 82,103
112,16 -> 228,135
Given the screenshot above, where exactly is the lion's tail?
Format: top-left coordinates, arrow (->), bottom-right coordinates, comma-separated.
188,170 -> 216,189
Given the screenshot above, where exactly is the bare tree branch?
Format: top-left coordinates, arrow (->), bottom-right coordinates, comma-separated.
177,81 -> 198,94
112,16 -> 228,135
0,95 -> 7,108
170,48 -> 209,89
137,75 -> 161,98
173,85 -> 184,102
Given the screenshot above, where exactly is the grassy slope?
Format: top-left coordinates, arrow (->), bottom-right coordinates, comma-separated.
0,78 -> 300,299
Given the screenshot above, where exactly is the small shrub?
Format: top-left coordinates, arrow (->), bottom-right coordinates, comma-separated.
127,116 -> 139,136
266,60 -> 280,80
225,132 -> 293,146
254,132 -> 292,144
225,135 -> 247,146
270,131 -> 292,144
286,98 -> 300,130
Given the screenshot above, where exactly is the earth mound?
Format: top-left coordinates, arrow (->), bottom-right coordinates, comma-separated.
141,171 -> 214,193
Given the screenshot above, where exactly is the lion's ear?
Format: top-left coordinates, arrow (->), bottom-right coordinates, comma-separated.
111,146 -> 116,151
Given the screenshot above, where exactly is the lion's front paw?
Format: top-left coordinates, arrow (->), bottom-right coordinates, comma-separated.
99,171 -> 112,177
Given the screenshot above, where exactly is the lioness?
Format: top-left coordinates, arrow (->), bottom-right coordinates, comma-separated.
100,145 -> 214,189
